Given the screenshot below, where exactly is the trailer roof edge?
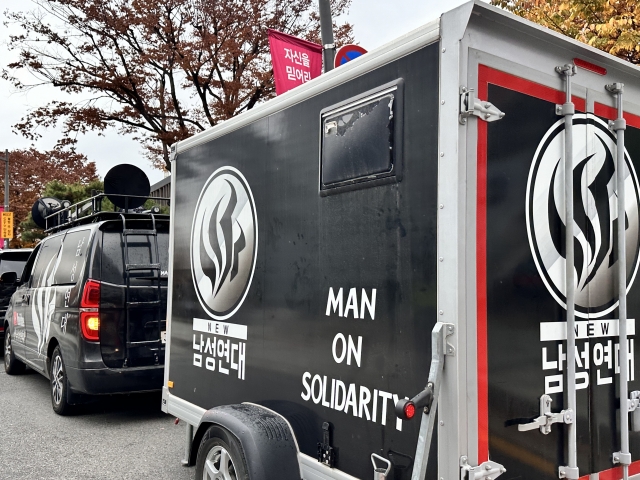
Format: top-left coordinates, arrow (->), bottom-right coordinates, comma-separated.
174,18 -> 441,156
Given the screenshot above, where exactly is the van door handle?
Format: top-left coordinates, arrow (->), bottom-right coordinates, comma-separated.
21,294 -> 30,303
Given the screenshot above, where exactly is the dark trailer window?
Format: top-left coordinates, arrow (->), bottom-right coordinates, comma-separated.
320,79 -> 404,193
0,252 -> 32,277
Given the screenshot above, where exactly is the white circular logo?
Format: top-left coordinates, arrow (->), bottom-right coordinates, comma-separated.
526,114 -> 640,318
191,167 -> 258,320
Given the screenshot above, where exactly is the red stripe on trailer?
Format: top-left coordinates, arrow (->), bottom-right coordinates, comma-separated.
476,64 -> 585,463
594,103 -> 640,129
476,66 -> 489,464
478,65 -> 586,112
580,459 -> 640,480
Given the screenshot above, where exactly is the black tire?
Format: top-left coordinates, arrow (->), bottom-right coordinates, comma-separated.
195,426 -> 249,480
4,327 -> 26,375
50,346 -> 74,415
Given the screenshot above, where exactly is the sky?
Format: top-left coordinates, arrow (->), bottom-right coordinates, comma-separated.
0,0 -> 478,186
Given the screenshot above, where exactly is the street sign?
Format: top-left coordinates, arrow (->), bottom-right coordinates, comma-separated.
2,212 -> 13,239
334,44 -> 367,68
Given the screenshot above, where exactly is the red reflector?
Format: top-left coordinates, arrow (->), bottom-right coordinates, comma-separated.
81,280 -> 101,308
404,402 -> 416,419
80,311 -> 100,342
574,58 -> 607,76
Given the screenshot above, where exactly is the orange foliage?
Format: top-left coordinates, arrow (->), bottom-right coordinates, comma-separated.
1,148 -> 97,247
4,0 -> 354,170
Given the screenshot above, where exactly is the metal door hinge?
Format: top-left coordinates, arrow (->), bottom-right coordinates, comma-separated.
629,391 -> 640,432
558,466 -> 579,479
518,395 -> 573,435
460,456 -> 505,480
445,323 -> 455,356
459,86 -> 505,124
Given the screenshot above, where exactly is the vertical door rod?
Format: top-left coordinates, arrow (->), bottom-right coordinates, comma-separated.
607,82 -> 631,480
556,63 -> 579,480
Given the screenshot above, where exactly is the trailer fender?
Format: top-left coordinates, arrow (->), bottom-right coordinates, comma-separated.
190,403 -> 301,480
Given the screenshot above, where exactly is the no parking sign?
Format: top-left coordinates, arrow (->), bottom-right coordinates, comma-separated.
334,44 -> 367,68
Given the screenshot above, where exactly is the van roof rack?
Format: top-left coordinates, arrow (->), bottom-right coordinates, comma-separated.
44,192 -> 170,234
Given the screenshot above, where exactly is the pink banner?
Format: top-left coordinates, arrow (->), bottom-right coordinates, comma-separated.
268,29 -> 322,95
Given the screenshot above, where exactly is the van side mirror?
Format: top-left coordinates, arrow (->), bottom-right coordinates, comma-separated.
0,271 -> 18,284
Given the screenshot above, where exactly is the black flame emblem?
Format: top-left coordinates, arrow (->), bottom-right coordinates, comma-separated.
200,180 -> 247,296
527,114 -> 640,317
191,167 -> 257,319
548,136 -> 628,292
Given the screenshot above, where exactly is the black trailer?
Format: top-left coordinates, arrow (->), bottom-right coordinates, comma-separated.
162,2 -> 640,479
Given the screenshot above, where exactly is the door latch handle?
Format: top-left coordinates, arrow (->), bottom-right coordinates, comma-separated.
518,394 -> 573,435
21,293 -> 30,303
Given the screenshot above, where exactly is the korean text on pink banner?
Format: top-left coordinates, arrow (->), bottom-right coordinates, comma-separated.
268,29 -> 322,95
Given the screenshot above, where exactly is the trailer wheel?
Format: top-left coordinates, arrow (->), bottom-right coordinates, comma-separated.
195,426 -> 249,480
50,346 -> 74,416
4,329 -> 25,375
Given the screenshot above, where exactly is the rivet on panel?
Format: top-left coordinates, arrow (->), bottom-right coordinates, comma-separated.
439,257 -> 443,262
439,310 -> 444,315
440,152 -> 444,157
442,48 -> 446,53
441,100 -> 445,105
440,420 -> 444,426
439,204 -> 444,209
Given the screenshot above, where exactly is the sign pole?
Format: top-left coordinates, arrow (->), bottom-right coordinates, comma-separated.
318,0 -> 335,73
3,150 -> 7,249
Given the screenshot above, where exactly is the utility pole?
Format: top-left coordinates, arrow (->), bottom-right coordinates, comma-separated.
2,150 -> 8,249
319,0 -> 335,72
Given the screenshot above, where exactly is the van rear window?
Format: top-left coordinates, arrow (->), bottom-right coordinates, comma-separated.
100,226 -> 169,285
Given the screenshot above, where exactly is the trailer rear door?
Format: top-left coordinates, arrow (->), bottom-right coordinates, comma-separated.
475,62 -> 640,480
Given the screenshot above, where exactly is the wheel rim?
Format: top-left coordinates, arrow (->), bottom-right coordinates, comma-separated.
51,354 -> 64,406
203,445 -> 238,480
4,331 -> 11,368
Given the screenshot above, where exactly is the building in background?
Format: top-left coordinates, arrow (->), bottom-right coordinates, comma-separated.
150,176 -> 170,206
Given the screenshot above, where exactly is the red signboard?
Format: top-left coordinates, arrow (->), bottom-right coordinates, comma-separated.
268,29 -> 322,95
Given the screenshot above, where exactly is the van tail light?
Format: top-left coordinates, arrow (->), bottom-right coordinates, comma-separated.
80,280 -> 100,342
81,280 -> 101,309
80,312 -> 100,342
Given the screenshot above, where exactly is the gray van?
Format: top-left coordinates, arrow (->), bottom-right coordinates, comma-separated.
3,212 -> 169,415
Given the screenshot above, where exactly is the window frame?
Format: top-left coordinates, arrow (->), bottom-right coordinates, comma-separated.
30,234 -> 64,288
52,228 -> 93,287
319,78 -> 405,196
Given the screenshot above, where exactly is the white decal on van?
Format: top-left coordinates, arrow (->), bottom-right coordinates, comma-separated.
32,245 -> 62,354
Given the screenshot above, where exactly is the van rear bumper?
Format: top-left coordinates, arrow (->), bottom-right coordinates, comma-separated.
66,364 -> 164,395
